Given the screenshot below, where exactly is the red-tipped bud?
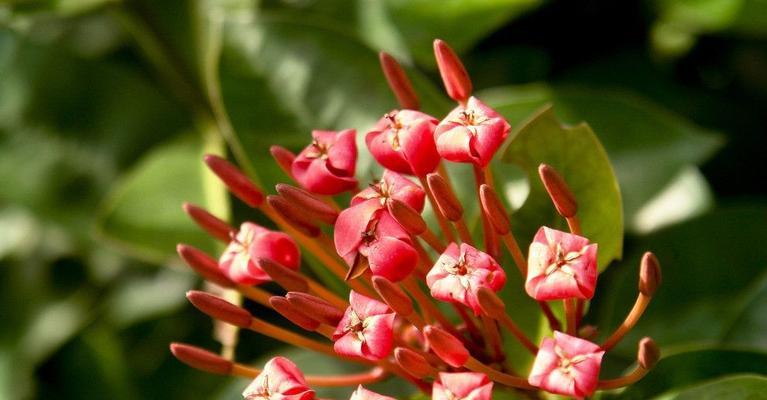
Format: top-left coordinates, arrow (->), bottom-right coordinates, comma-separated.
186,290 -> 252,328
386,199 -> 426,235
426,173 -> 463,221
275,184 -> 338,225
476,286 -> 506,317
372,276 -> 413,316
578,325 -> 599,341
285,292 -> 345,326
538,164 -> 578,218
269,296 -> 321,331
270,145 -> 296,178
379,51 -> 420,110
424,325 -> 469,367
394,347 -> 435,378
203,154 -> 264,207
257,258 -> 309,293
637,337 -> 660,369
170,343 -> 233,375
433,39 -> 472,103
182,202 -> 233,242
478,185 -> 511,235
266,195 -> 321,237
176,244 -> 234,288
639,252 -> 661,296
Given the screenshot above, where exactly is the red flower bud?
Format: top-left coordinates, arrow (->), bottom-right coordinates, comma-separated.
478,184 -> 511,235
434,97 -> 510,167
182,202 -> 233,242
286,292 -> 345,327
372,276 -> 414,316
639,252 -> 661,296
169,343 -> 232,375
379,52 -> 419,110
258,258 -> 309,293
291,129 -> 358,195
638,337 -> 660,369
424,325 -> 469,367
394,347 -> 435,379
275,184 -> 338,225
186,290 -> 252,328
203,154 -> 263,207
267,195 -> 322,237
269,296 -> 321,331
386,199 -> 427,236
176,244 -> 234,288
538,164 -> 578,218
433,39 -> 472,103
270,145 -> 296,179
426,173 -> 463,221
365,110 -> 439,176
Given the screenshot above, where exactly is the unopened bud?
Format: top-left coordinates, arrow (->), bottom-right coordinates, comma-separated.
286,292 -> 344,326
257,258 -> 309,293
478,185 -> 510,235
639,252 -> 661,296
182,202 -> 233,242
578,325 -> 599,341
424,325 -> 469,367
269,145 -> 296,178
538,164 -> 578,218
426,173 -> 463,221
372,276 -> 413,316
394,347 -> 435,378
267,195 -> 321,237
476,286 -> 506,317
379,51 -> 420,110
387,199 -> 426,235
170,343 -> 233,375
186,290 -> 252,328
204,155 -> 264,207
637,337 -> 660,369
176,244 -> 234,288
275,184 -> 338,225
433,39 -> 472,103
269,296 -> 321,331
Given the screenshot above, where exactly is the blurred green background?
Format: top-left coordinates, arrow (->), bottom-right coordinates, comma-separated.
1,0 -> 766,399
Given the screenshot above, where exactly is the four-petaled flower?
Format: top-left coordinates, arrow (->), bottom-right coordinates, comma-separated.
525,227 -> 598,301
219,222 -> 301,285
366,110 -> 440,176
426,243 -> 506,314
352,170 -> 425,212
333,291 -> 396,360
292,129 -> 358,195
434,97 -> 510,167
349,385 -> 396,400
528,331 -> 605,398
432,372 -> 493,400
242,356 -> 315,400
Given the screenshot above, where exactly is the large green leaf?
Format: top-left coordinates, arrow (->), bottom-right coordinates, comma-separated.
662,375 -> 767,400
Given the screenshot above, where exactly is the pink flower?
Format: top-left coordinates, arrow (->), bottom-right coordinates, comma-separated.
434,97 -> 510,167
426,243 -> 506,314
334,202 -> 418,282
351,170 -> 425,212
432,372 -> 493,400
219,222 -> 301,285
525,227 -> 598,301
528,331 -> 604,398
291,129 -> 358,195
365,110 -> 440,176
242,356 -> 315,400
333,291 -> 395,361
350,385 -> 396,400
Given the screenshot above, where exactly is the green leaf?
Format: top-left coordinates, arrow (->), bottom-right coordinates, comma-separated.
662,375 -> 767,400
481,84 -> 722,233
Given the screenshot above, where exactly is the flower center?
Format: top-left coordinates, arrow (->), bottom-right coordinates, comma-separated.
544,243 -> 582,276
306,139 -> 331,160
345,310 -> 367,342
250,376 -> 272,399
445,253 -> 471,276
555,345 -> 588,375
385,113 -> 403,150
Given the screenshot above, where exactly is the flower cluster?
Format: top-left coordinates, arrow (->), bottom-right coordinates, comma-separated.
171,40 -> 662,399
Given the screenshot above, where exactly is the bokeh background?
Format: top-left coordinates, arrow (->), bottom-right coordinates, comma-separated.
1,0 -> 766,399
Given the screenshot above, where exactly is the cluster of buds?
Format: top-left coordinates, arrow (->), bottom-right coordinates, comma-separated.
171,39 -> 662,399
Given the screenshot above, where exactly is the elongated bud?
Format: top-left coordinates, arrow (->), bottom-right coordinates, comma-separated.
424,325 -> 469,367
286,292 -> 344,326
394,347 -> 435,378
270,145 -> 296,178
257,258 -> 309,293
637,337 -> 660,369
426,173 -> 463,221
387,199 -> 426,235
186,290 -> 252,328
176,244 -> 234,288
266,195 -> 321,237
433,39 -> 472,103
476,286 -> 506,317
379,51 -> 420,110
639,252 -> 661,296
478,185 -> 510,235
204,155 -> 264,207
275,184 -> 338,225
182,202 -> 233,242
269,296 -> 321,331
170,343 -> 233,375
538,164 -> 578,218
372,276 -> 413,316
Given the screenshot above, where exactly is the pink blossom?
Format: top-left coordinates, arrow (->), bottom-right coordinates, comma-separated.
365,110 -> 440,176
525,227 -> 598,301
432,372 -> 493,400
291,129 -> 358,195
351,170 -> 425,212
528,331 -> 604,398
426,243 -> 506,314
219,222 -> 301,285
333,291 -> 396,361
434,97 -> 510,167
349,385 -> 396,400
242,356 -> 315,400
